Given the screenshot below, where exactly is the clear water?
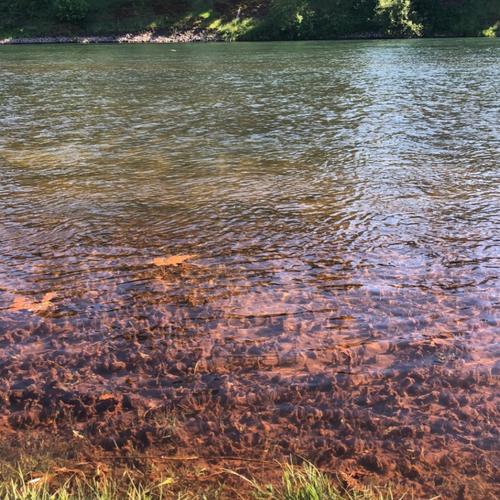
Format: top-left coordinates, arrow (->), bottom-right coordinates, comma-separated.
0,40 -> 499,482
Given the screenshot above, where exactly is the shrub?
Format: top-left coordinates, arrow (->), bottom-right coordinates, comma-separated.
482,21 -> 499,37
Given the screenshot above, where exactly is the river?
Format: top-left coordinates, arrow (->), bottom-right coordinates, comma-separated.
0,39 -> 498,496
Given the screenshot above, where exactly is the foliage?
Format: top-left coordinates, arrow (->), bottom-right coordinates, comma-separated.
412,0 -> 500,36
210,16 -> 256,41
53,0 -> 89,24
482,21 -> 499,37
0,0 -> 499,38
376,0 -> 423,36
264,0 -> 315,39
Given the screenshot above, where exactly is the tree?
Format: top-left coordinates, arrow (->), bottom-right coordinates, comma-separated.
53,0 -> 89,23
376,0 -> 423,36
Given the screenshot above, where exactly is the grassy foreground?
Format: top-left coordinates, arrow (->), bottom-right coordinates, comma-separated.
0,461 -> 408,500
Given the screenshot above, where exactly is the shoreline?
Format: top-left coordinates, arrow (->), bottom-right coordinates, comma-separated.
0,30 -> 221,45
0,31 -> 490,45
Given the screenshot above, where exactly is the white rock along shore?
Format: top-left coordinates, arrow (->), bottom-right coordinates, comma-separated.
0,29 -> 221,45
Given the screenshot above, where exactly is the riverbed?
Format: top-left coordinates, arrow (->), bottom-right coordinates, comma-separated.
0,39 -> 498,497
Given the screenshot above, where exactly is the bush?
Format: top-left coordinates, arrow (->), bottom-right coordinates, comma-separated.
210,17 -> 256,41
482,21 -> 499,37
53,0 -> 89,23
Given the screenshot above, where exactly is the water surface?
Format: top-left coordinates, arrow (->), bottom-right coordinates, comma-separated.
0,39 -> 499,492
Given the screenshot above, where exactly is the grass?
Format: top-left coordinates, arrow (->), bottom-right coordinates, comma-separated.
0,470 -> 174,500
0,433 -> 411,500
0,459 -> 410,500
228,462 -> 407,500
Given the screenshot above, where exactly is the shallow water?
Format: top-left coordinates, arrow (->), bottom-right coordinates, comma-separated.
0,39 -> 499,492
1,39 -> 498,362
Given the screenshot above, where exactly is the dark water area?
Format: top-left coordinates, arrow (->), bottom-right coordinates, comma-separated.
0,39 -> 499,496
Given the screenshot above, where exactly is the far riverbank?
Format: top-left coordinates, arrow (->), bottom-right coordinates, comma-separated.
0,30 -> 220,45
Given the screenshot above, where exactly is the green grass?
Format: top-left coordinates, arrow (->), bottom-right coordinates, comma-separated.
0,469 -> 172,500
0,460 -> 408,500
228,462 -> 408,500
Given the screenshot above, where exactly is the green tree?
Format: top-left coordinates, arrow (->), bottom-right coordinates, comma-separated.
53,0 -> 89,23
376,0 -> 423,36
